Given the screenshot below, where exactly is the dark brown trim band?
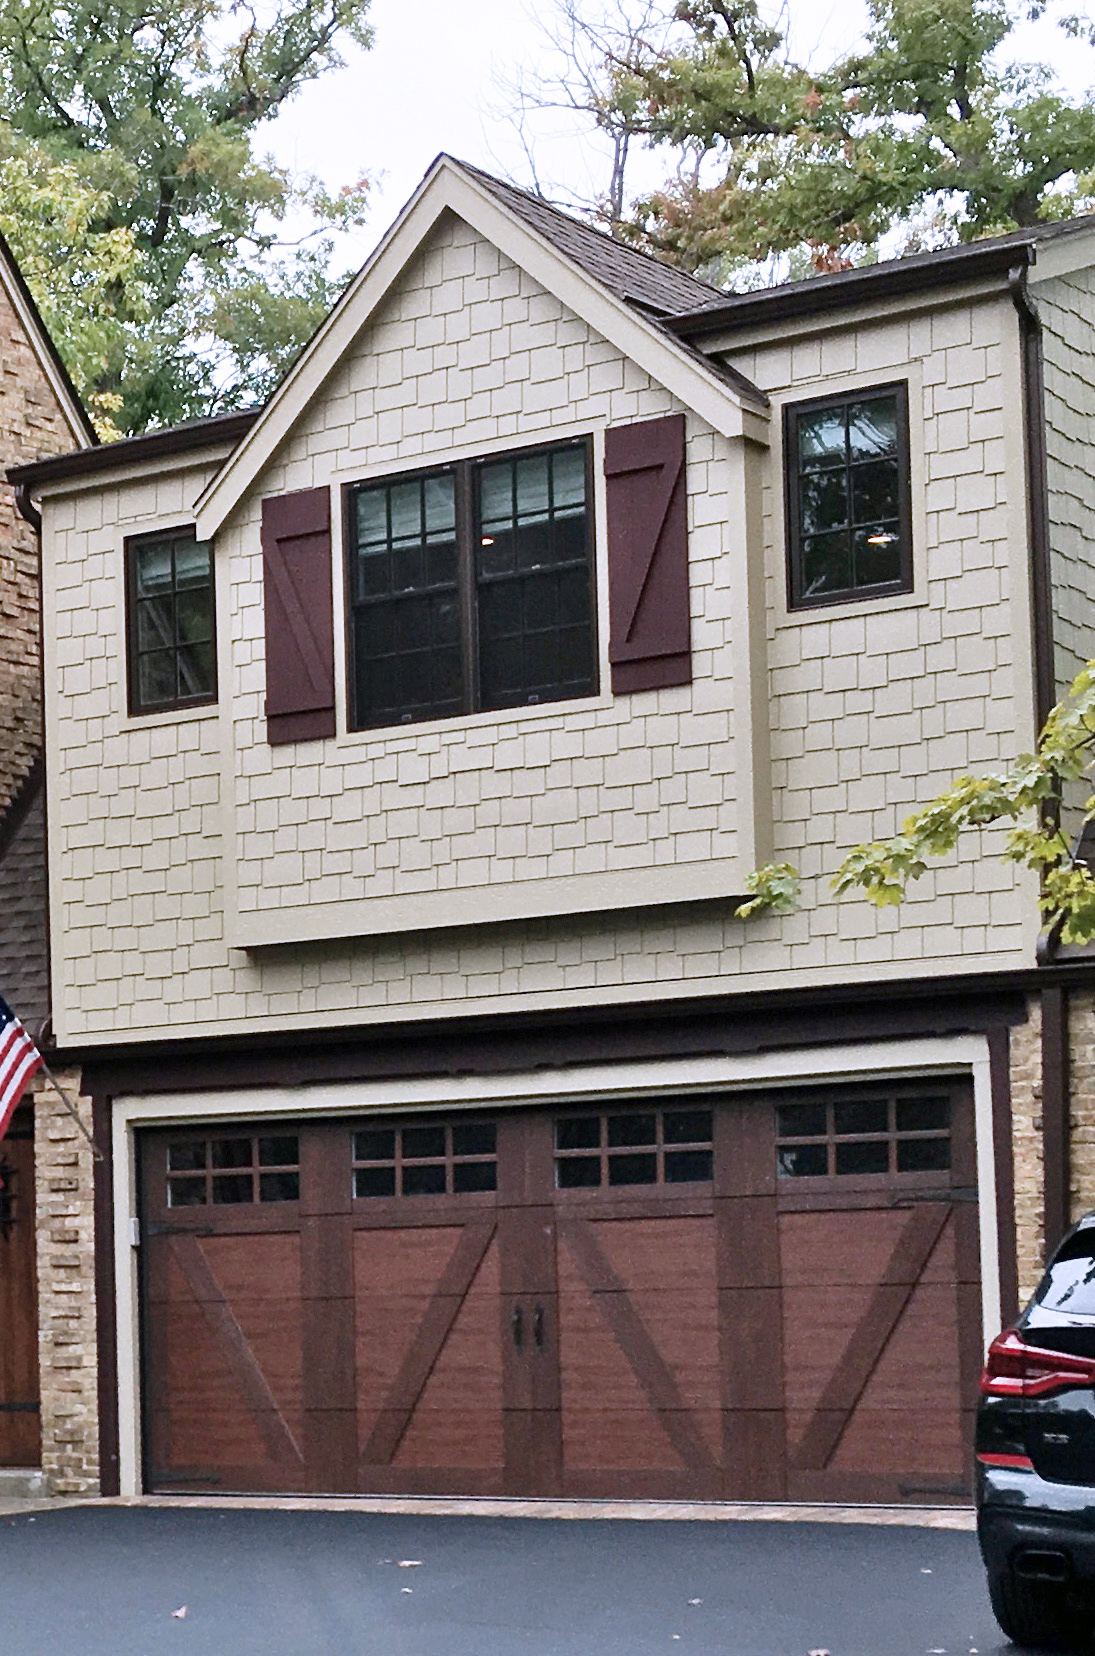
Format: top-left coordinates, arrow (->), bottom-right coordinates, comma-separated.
988,1023 -> 1019,1325
92,1088 -> 119,1496
1041,984 -> 1071,1259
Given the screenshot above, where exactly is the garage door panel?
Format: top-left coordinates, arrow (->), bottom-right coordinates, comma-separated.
826,1405 -> 963,1475
562,1406 -> 723,1473
779,1210 -> 924,1288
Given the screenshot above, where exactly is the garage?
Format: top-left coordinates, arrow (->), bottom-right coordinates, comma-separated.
139,1079 -> 980,1502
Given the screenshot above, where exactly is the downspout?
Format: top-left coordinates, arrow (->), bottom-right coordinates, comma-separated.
1009,260 -> 1073,1254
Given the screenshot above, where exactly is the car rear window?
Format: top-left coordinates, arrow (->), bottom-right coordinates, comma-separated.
1035,1236 -> 1095,1315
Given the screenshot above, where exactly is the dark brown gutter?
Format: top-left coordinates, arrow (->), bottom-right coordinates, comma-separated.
7,407 -> 261,490
1009,264 -> 1055,734
668,239 -> 1040,339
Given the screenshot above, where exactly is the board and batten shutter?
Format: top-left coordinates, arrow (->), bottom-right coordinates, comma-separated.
261,487 -> 335,745
604,413 -> 691,693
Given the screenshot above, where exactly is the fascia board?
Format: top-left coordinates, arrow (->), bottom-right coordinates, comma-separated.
195,162 -> 768,538
1028,228 -> 1095,282
34,444 -> 238,503
0,254 -> 93,447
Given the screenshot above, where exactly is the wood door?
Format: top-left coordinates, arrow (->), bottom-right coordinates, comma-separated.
0,1112 -> 40,1466
548,1102 -> 723,1499
768,1080 -> 981,1504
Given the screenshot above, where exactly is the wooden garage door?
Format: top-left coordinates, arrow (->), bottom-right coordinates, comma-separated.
140,1080 -> 978,1501
0,1110 -> 40,1467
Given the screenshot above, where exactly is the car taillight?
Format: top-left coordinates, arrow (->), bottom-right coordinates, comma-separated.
981,1328 -> 1095,1398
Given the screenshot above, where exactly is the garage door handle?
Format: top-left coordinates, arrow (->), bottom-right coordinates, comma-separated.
533,1305 -> 545,1351
512,1304 -> 524,1350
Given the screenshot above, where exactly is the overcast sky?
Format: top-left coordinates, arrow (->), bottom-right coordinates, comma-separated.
262,0 -> 1095,270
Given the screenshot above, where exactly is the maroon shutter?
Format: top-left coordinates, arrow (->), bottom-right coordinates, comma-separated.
261,487 -> 335,745
604,413 -> 691,693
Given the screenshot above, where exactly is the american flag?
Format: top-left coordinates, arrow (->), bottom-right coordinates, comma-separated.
0,995 -> 42,1143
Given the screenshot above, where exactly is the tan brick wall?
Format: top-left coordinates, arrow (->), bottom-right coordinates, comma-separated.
1010,995 -> 1044,1303
1069,989 -> 1095,1229
30,1069 -> 98,1494
0,283 -> 80,814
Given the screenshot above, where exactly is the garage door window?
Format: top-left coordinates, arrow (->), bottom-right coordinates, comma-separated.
554,1106 -> 713,1189
776,1094 -> 951,1178
165,1135 -> 300,1206
352,1120 -> 498,1197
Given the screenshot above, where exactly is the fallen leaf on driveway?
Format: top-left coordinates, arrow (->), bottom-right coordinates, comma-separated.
808,1648 -> 829,1655
171,1607 -> 187,1620
920,1568 -> 932,1575
687,1598 -> 702,1606
398,1559 -> 422,1568
401,1587 -> 413,1595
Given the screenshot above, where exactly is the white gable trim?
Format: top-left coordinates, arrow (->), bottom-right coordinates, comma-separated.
195,159 -> 769,538
0,250 -> 93,447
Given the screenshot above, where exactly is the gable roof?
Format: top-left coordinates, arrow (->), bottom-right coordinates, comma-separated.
0,228 -> 94,448
192,154 -> 770,539
457,163 -> 725,318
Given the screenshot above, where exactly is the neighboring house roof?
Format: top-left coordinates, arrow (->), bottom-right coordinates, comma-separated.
0,760 -> 48,1032
0,227 -> 95,449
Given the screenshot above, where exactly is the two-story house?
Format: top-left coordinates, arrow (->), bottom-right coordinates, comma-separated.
0,232 -> 94,1495
13,156 -> 1095,1507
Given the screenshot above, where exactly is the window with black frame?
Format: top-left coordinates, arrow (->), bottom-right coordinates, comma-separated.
785,383 -> 912,610
126,527 -> 217,714
348,440 -> 596,730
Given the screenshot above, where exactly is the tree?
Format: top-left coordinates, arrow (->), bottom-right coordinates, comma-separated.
515,0 -> 1095,278
0,0 -> 375,433
741,660 -> 1095,945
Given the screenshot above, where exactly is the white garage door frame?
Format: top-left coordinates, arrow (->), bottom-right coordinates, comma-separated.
112,1033 -> 997,1498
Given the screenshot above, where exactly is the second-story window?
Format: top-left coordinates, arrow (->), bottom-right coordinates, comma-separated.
347,439 -> 596,729
785,383 -> 912,610
126,527 -> 217,714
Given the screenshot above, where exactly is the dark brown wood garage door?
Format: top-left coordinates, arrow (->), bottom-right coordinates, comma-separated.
140,1079 -> 979,1502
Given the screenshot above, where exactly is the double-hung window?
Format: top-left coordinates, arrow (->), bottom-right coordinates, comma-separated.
785,383 -> 912,610
347,439 -> 596,730
125,527 -> 217,714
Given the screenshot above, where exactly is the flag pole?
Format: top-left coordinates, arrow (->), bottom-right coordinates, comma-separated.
38,1059 -> 103,1162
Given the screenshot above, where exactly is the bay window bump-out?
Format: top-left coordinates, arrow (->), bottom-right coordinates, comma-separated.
345,437 -> 596,731
125,525 -> 217,715
785,382 -> 912,611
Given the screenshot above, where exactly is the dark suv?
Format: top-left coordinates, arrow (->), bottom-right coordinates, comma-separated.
978,1213 -> 1095,1649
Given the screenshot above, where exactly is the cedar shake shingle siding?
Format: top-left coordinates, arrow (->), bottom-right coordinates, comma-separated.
0,772 -> 48,1028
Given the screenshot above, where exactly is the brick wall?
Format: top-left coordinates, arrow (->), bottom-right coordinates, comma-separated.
1009,996 -> 1044,1302
29,1069 -> 98,1494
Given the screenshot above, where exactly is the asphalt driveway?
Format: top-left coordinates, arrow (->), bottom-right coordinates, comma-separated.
0,1504 -> 1017,1655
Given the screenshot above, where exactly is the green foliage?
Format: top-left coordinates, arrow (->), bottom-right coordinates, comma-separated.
833,661 -> 1095,943
0,0 -> 375,432
737,860 -> 801,919
602,0 -> 1095,272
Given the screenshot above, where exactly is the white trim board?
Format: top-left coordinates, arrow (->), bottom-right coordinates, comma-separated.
112,1032 -> 997,1498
